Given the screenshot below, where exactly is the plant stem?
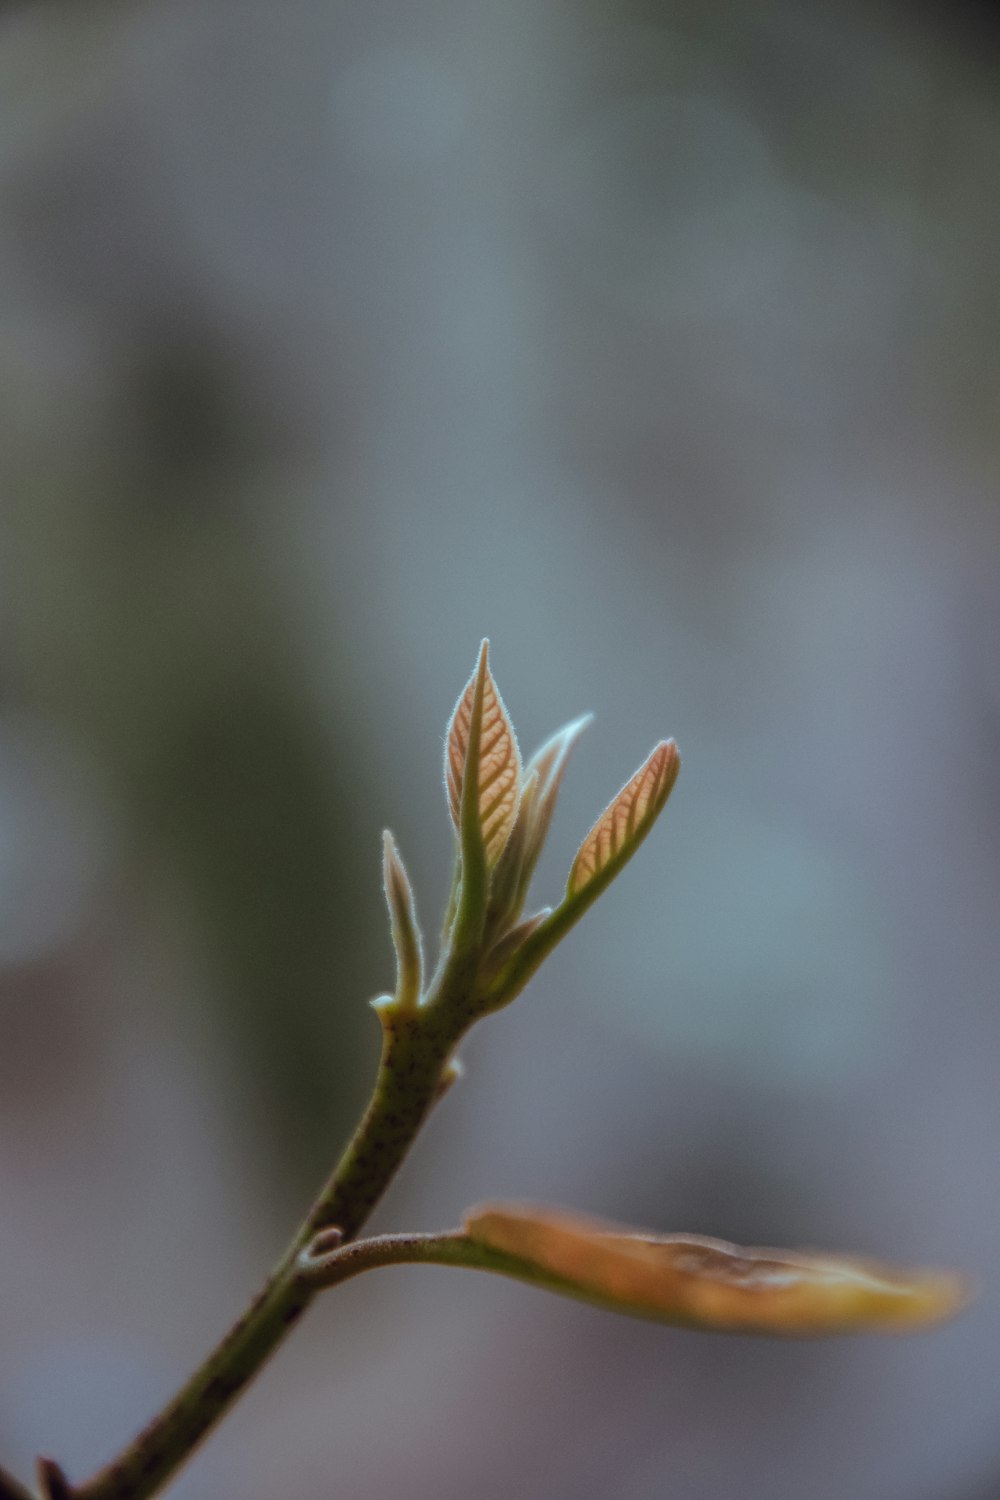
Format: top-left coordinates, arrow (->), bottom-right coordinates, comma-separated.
299,1229 -> 474,1284
69,1010 -> 460,1500
301,1011 -> 455,1243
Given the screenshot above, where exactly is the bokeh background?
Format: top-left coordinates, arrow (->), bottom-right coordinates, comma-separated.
2,2 -> 999,1497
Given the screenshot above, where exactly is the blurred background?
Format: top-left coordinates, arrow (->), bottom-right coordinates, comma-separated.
1,1 -> 999,1497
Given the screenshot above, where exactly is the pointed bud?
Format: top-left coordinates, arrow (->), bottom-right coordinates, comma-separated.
382,831 -> 423,1012
567,740 -> 679,898
478,739 -> 679,1008
463,1204 -> 968,1336
445,641 -> 522,869
486,713 -> 593,937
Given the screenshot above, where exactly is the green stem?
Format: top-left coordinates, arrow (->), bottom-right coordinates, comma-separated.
70,1010 -> 460,1500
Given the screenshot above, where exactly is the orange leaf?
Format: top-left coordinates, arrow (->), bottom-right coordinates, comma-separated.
568,740 -> 679,897
445,642 -> 522,866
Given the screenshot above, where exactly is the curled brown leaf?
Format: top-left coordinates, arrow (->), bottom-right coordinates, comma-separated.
464,1203 -> 967,1336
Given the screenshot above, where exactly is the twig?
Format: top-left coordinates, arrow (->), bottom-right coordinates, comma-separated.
69,1011 -> 462,1500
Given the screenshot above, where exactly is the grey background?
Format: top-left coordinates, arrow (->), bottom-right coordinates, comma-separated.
1,3 -> 999,1497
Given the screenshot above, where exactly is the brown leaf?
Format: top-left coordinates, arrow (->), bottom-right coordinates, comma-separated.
568,740 -> 679,897
445,641 -> 522,866
464,1203 -> 967,1336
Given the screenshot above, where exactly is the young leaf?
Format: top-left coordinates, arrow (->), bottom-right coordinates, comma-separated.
516,715 -> 593,896
486,714 -> 593,936
445,641 -> 522,867
463,1204 -> 968,1336
382,830 -> 423,1011
478,738 -> 680,1009
567,739 -> 679,898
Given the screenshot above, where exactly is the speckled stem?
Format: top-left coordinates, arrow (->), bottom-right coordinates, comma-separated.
301,1010 -> 456,1243
69,1010 -> 461,1500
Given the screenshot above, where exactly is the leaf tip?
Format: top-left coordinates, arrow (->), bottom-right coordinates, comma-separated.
381,828 -> 408,907
651,737 -> 681,778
